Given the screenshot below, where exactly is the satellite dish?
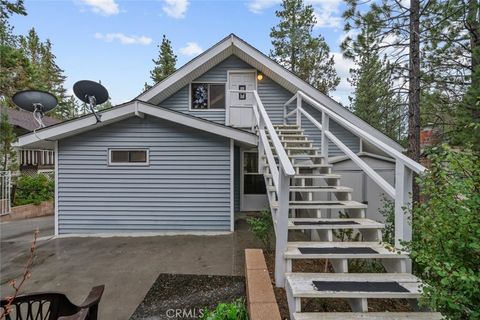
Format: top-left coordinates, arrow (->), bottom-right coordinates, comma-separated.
73,80 -> 109,123
12,90 -> 58,129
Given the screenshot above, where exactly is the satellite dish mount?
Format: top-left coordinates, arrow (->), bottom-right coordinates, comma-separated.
12,90 -> 58,130
73,80 -> 109,123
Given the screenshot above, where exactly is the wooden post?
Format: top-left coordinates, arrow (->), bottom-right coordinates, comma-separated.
394,163 -> 413,245
296,94 -> 302,128
275,166 -> 290,288
321,112 -> 329,160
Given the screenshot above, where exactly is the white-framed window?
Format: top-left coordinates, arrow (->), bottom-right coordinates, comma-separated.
108,149 -> 149,166
190,83 -> 226,110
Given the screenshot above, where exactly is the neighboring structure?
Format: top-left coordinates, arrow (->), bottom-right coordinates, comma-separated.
3,107 -> 59,172
16,34 -> 438,319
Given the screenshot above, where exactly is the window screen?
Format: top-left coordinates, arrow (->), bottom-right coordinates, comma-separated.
110,149 -> 149,165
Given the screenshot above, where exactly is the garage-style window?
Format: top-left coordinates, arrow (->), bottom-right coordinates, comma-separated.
191,83 -> 226,110
109,149 -> 149,166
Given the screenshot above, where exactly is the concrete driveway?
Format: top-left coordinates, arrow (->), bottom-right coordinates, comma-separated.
0,215 -> 261,319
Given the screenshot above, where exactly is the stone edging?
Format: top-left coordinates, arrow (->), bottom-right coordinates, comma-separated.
0,200 -> 54,222
245,249 -> 281,320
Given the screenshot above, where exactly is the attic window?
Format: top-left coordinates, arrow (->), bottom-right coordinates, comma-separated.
191,83 -> 225,110
109,149 -> 149,166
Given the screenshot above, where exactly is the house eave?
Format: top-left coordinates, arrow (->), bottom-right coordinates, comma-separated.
15,100 -> 258,149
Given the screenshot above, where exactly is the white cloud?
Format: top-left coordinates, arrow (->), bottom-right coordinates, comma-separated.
247,0 -> 342,28
179,42 -> 203,56
162,0 -> 189,18
331,52 -> 356,106
248,0 -> 280,14
94,33 -> 152,45
78,0 -> 119,15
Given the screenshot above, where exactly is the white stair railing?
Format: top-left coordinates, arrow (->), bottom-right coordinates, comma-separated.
1,171 -> 12,216
228,89 -> 295,287
283,91 -> 426,251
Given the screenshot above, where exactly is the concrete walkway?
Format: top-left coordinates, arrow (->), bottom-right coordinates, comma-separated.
0,215 -> 261,320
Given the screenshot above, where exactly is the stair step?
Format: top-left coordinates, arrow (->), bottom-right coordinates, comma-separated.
288,218 -> 383,230
285,242 -> 405,259
273,124 -> 299,129
273,129 -> 304,134
293,163 -> 332,168
265,174 -> 340,180
286,273 -> 422,299
292,312 -> 443,320
288,186 -> 352,193
264,154 -> 324,159
284,200 -> 367,210
291,174 -> 341,179
285,147 -> 318,151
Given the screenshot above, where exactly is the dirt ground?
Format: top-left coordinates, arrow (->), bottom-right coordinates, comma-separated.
129,274 -> 245,320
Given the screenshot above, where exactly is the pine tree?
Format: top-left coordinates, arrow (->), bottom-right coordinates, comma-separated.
145,35 -> 177,90
270,0 -> 339,94
346,26 -> 404,142
0,108 -> 18,172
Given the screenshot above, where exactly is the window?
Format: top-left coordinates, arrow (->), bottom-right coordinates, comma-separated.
191,83 -> 225,110
243,152 -> 266,195
109,149 -> 149,166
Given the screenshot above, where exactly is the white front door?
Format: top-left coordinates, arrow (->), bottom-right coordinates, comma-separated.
241,150 -> 269,211
227,71 -> 256,128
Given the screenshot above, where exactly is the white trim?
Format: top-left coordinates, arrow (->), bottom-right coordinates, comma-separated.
230,139 -> 234,232
52,231 -> 232,238
188,82 -> 227,112
54,140 -> 58,236
108,148 -> 150,166
16,101 -> 258,148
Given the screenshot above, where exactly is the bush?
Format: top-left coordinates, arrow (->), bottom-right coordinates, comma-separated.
201,298 -> 248,320
409,145 -> 480,319
379,195 -> 395,246
247,210 -> 273,251
14,174 -> 54,206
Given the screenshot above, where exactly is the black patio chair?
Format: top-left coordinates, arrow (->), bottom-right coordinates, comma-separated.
1,285 -> 104,320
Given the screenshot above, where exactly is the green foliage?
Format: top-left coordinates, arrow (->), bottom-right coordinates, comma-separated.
270,0 -> 339,94
14,174 -> 54,206
346,22 -> 405,143
0,108 -> 17,171
408,145 -> 480,319
379,195 -> 395,246
201,298 -> 248,320
145,34 -> 177,89
247,210 -> 273,251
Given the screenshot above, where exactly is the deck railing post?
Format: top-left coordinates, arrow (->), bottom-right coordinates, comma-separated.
321,111 -> 329,160
275,166 -> 290,288
296,94 -> 302,128
394,162 -> 413,271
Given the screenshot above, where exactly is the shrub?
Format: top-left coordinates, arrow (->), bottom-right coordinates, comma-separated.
409,145 -> 480,319
247,209 -> 273,251
379,195 -> 395,246
14,174 -> 54,206
201,298 -> 248,320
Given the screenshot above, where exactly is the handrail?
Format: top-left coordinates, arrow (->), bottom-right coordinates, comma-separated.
297,91 -> 426,174
253,91 -> 296,177
300,109 -> 396,198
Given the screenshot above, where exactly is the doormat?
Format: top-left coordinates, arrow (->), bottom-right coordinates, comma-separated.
130,274 -> 245,320
312,281 -> 409,293
298,247 -> 378,254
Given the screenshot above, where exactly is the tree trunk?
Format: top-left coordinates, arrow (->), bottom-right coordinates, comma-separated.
468,0 -> 480,119
408,0 -> 421,204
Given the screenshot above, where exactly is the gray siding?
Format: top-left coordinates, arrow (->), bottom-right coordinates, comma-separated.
234,146 -> 240,212
57,116 -> 231,234
159,54 -> 360,155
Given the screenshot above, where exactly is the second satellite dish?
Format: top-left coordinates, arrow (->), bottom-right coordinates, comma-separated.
73,80 -> 109,123
12,90 -> 58,129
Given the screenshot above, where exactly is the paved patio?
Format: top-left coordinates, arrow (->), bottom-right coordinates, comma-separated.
0,215 -> 261,319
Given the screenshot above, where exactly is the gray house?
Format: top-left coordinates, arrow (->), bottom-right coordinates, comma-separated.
17,34 -> 437,319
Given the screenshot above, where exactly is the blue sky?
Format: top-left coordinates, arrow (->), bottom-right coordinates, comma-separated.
10,0 -> 355,105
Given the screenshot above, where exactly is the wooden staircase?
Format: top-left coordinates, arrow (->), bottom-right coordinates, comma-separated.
263,124 -> 441,320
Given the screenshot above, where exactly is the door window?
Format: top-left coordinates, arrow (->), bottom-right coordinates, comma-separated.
243,152 -> 266,195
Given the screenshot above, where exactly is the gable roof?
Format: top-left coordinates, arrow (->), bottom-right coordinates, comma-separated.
15,100 -> 257,149
2,106 -> 60,132
137,34 -> 403,152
